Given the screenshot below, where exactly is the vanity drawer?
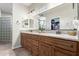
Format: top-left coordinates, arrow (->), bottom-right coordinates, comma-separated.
31,34 -> 40,41
21,33 -> 32,39
30,34 -> 39,46
31,39 -> 39,46
54,47 -> 76,56
25,34 -> 33,39
54,38 -> 77,52
21,33 -> 26,39
39,36 -> 54,45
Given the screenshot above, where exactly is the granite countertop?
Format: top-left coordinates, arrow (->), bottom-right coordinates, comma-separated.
21,30 -> 78,42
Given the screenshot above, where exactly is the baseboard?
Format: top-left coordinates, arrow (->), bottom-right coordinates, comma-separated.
12,45 -> 22,49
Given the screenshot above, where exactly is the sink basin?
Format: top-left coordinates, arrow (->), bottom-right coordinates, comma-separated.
67,31 -> 77,36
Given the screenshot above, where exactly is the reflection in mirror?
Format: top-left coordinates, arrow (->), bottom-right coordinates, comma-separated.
29,19 -> 34,28
51,17 -> 60,30
39,3 -> 78,31
36,3 -> 79,35
38,15 -> 46,32
22,19 -> 29,28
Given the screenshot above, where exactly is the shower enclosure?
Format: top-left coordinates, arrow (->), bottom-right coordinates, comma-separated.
0,17 -> 12,42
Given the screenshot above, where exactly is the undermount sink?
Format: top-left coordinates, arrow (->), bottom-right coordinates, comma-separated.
67,31 -> 77,36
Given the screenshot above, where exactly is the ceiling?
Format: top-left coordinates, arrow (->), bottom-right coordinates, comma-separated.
22,3 -> 32,7
0,3 -> 12,14
0,3 -> 32,15
21,3 -> 33,7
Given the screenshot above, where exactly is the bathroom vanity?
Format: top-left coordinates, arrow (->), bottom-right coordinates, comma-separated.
21,31 -> 79,56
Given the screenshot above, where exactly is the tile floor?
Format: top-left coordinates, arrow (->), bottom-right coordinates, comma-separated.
0,41 -> 31,56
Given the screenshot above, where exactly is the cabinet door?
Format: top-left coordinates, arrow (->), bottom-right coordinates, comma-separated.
21,37 -> 24,47
21,33 -> 26,47
31,45 -> 39,56
51,47 -> 54,56
54,47 -> 76,56
39,42 -> 51,56
24,39 -> 32,51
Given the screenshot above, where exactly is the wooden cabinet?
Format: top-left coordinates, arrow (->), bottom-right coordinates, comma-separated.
25,40 -> 32,51
51,47 -> 55,56
21,33 -> 26,47
21,33 -> 31,51
39,42 -> 52,56
31,45 -> 39,56
21,33 -> 39,56
39,36 -> 54,56
21,33 -> 79,56
31,35 -> 39,46
31,34 -> 39,56
54,47 -> 76,56
54,38 -> 77,52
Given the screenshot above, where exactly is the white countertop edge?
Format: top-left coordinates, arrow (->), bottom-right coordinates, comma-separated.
21,31 -> 79,42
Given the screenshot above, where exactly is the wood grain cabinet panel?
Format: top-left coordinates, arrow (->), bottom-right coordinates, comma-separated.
39,42 -> 51,56
51,47 -> 55,56
24,40 -> 32,51
39,36 -> 54,45
31,35 -> 39,46
31,34 -> 40,40
54,47 -> 76,56
21,33 -> 79,56
21,33 -> 32,51
31,45 -> 39,56
31,39 -> 38,46
53,38 -> 77,52
21,33 -> 26,47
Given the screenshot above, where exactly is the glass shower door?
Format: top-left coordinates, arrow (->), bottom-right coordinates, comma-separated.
0,19 -> 2,40
0,17 -> 12,42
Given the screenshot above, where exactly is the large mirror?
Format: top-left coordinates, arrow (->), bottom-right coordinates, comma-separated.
38,15 -> 46,31
22,19 -> 34,28
31,3 -> 79,35
37,3 -> 78,31
22,19 -> 29,28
